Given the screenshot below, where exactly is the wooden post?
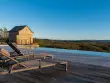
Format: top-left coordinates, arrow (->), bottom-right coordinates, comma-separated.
44,56 -> 46,59
59,62 -> 68,72
8,65 -> 12,74
33,55 -> 34,59
65,62 -> 68,72
52,56 -> 53,59
39,60 -> 41,68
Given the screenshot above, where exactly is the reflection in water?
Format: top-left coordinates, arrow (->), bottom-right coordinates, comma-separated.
18,45 -> 38,49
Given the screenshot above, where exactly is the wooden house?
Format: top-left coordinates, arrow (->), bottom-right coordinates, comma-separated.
9,25 -> 33,45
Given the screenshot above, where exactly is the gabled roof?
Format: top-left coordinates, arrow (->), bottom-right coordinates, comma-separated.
9,25 -> 33,33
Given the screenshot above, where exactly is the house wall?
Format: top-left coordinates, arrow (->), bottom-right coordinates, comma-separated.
9,32 -> 18,42
9,26 -> 33,45
17,26 -> 33,45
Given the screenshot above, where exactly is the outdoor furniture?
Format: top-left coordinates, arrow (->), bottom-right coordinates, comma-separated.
0,48 -> 68,75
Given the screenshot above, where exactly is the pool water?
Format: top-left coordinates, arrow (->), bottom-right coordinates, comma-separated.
1,46 -> 110,67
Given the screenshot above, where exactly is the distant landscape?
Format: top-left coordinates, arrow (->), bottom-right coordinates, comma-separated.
0,27 -> 110,53
0,37 -> 110,53
34,38 -> 110,52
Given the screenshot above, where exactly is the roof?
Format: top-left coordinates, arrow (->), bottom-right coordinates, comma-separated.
9,25 -> 33,33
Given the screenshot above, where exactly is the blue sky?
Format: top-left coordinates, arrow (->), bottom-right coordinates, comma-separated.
0,0 -> 110,40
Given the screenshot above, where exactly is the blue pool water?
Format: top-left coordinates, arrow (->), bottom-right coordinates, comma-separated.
35,47 -> 110,57
1,46 -> 110,67
1,46 -> 110,57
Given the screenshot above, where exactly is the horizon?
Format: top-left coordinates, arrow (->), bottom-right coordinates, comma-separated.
0,0 -> 110,40
35,38 -> 110,41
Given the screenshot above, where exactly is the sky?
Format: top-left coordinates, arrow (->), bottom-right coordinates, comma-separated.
0,0 -> 110,40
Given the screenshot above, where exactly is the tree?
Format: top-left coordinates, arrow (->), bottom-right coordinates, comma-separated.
0,28 -> 3,31
3,27 -> 8,38
4,27 -> 8,32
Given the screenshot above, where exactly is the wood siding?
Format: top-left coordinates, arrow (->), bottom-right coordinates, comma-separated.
9,26 -> 33,45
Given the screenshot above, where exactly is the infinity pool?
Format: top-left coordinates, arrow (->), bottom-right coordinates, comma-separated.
1,46 -> 110,67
